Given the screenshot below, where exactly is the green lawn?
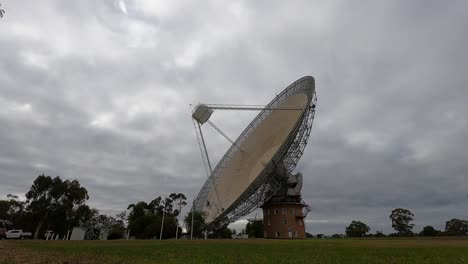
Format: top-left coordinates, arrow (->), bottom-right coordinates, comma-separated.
2,238 -> 468,264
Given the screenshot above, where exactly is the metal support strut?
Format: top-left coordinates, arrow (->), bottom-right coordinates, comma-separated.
207,120 -> 244,152
196,122 -> 223,215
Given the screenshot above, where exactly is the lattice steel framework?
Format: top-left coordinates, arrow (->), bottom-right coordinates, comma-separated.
193,76 -> 317,230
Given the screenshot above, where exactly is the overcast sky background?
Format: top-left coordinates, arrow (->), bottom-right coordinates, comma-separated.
1,0 -> 467,235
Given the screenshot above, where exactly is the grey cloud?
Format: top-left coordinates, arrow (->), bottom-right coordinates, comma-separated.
1,0 -> 467,234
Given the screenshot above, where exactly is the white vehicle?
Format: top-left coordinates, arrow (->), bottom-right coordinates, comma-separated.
5,230 -> 32,239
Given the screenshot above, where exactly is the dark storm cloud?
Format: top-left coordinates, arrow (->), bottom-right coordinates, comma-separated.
1,0 -> 467,234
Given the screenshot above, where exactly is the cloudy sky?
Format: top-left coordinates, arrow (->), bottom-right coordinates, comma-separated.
1,0 -> 467,234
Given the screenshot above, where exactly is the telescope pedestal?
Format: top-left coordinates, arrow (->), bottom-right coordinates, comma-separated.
261,195 -> 306,239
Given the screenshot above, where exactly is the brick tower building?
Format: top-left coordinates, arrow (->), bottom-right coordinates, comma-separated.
262,195 -> 306,239
261,172 -> 309,239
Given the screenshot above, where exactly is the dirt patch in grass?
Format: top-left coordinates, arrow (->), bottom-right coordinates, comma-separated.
0,241 -> 107,264
1,241 -> 50,264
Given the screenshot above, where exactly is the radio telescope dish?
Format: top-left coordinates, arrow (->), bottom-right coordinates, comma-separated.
192,76 -> 316,230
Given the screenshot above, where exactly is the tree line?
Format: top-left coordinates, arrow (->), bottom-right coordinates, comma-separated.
0,175 -> 127,239
0,174 -> 237,240
126,198 -> 237,239
126,193 -> 187,239
344,208 -> 468,237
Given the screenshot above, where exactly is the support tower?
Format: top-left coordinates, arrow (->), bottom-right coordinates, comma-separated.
261,172 -> 309,239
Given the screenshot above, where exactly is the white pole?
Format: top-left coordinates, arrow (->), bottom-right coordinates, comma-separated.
175,198 -> 182,240
160,195 -> 167,240
190,199 -> 195,240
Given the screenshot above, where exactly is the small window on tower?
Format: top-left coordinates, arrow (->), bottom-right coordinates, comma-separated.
282,208 -> 287,214
268,218 -> 271,226
274,209 -> 279,215
275,232 -> 280,237
290,208 -> 294,214
283,219 -> 288,225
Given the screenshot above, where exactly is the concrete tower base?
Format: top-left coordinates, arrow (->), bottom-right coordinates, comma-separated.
261,195 -> 306,239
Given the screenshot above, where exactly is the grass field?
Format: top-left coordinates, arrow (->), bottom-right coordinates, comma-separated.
1,238 -> 468,264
